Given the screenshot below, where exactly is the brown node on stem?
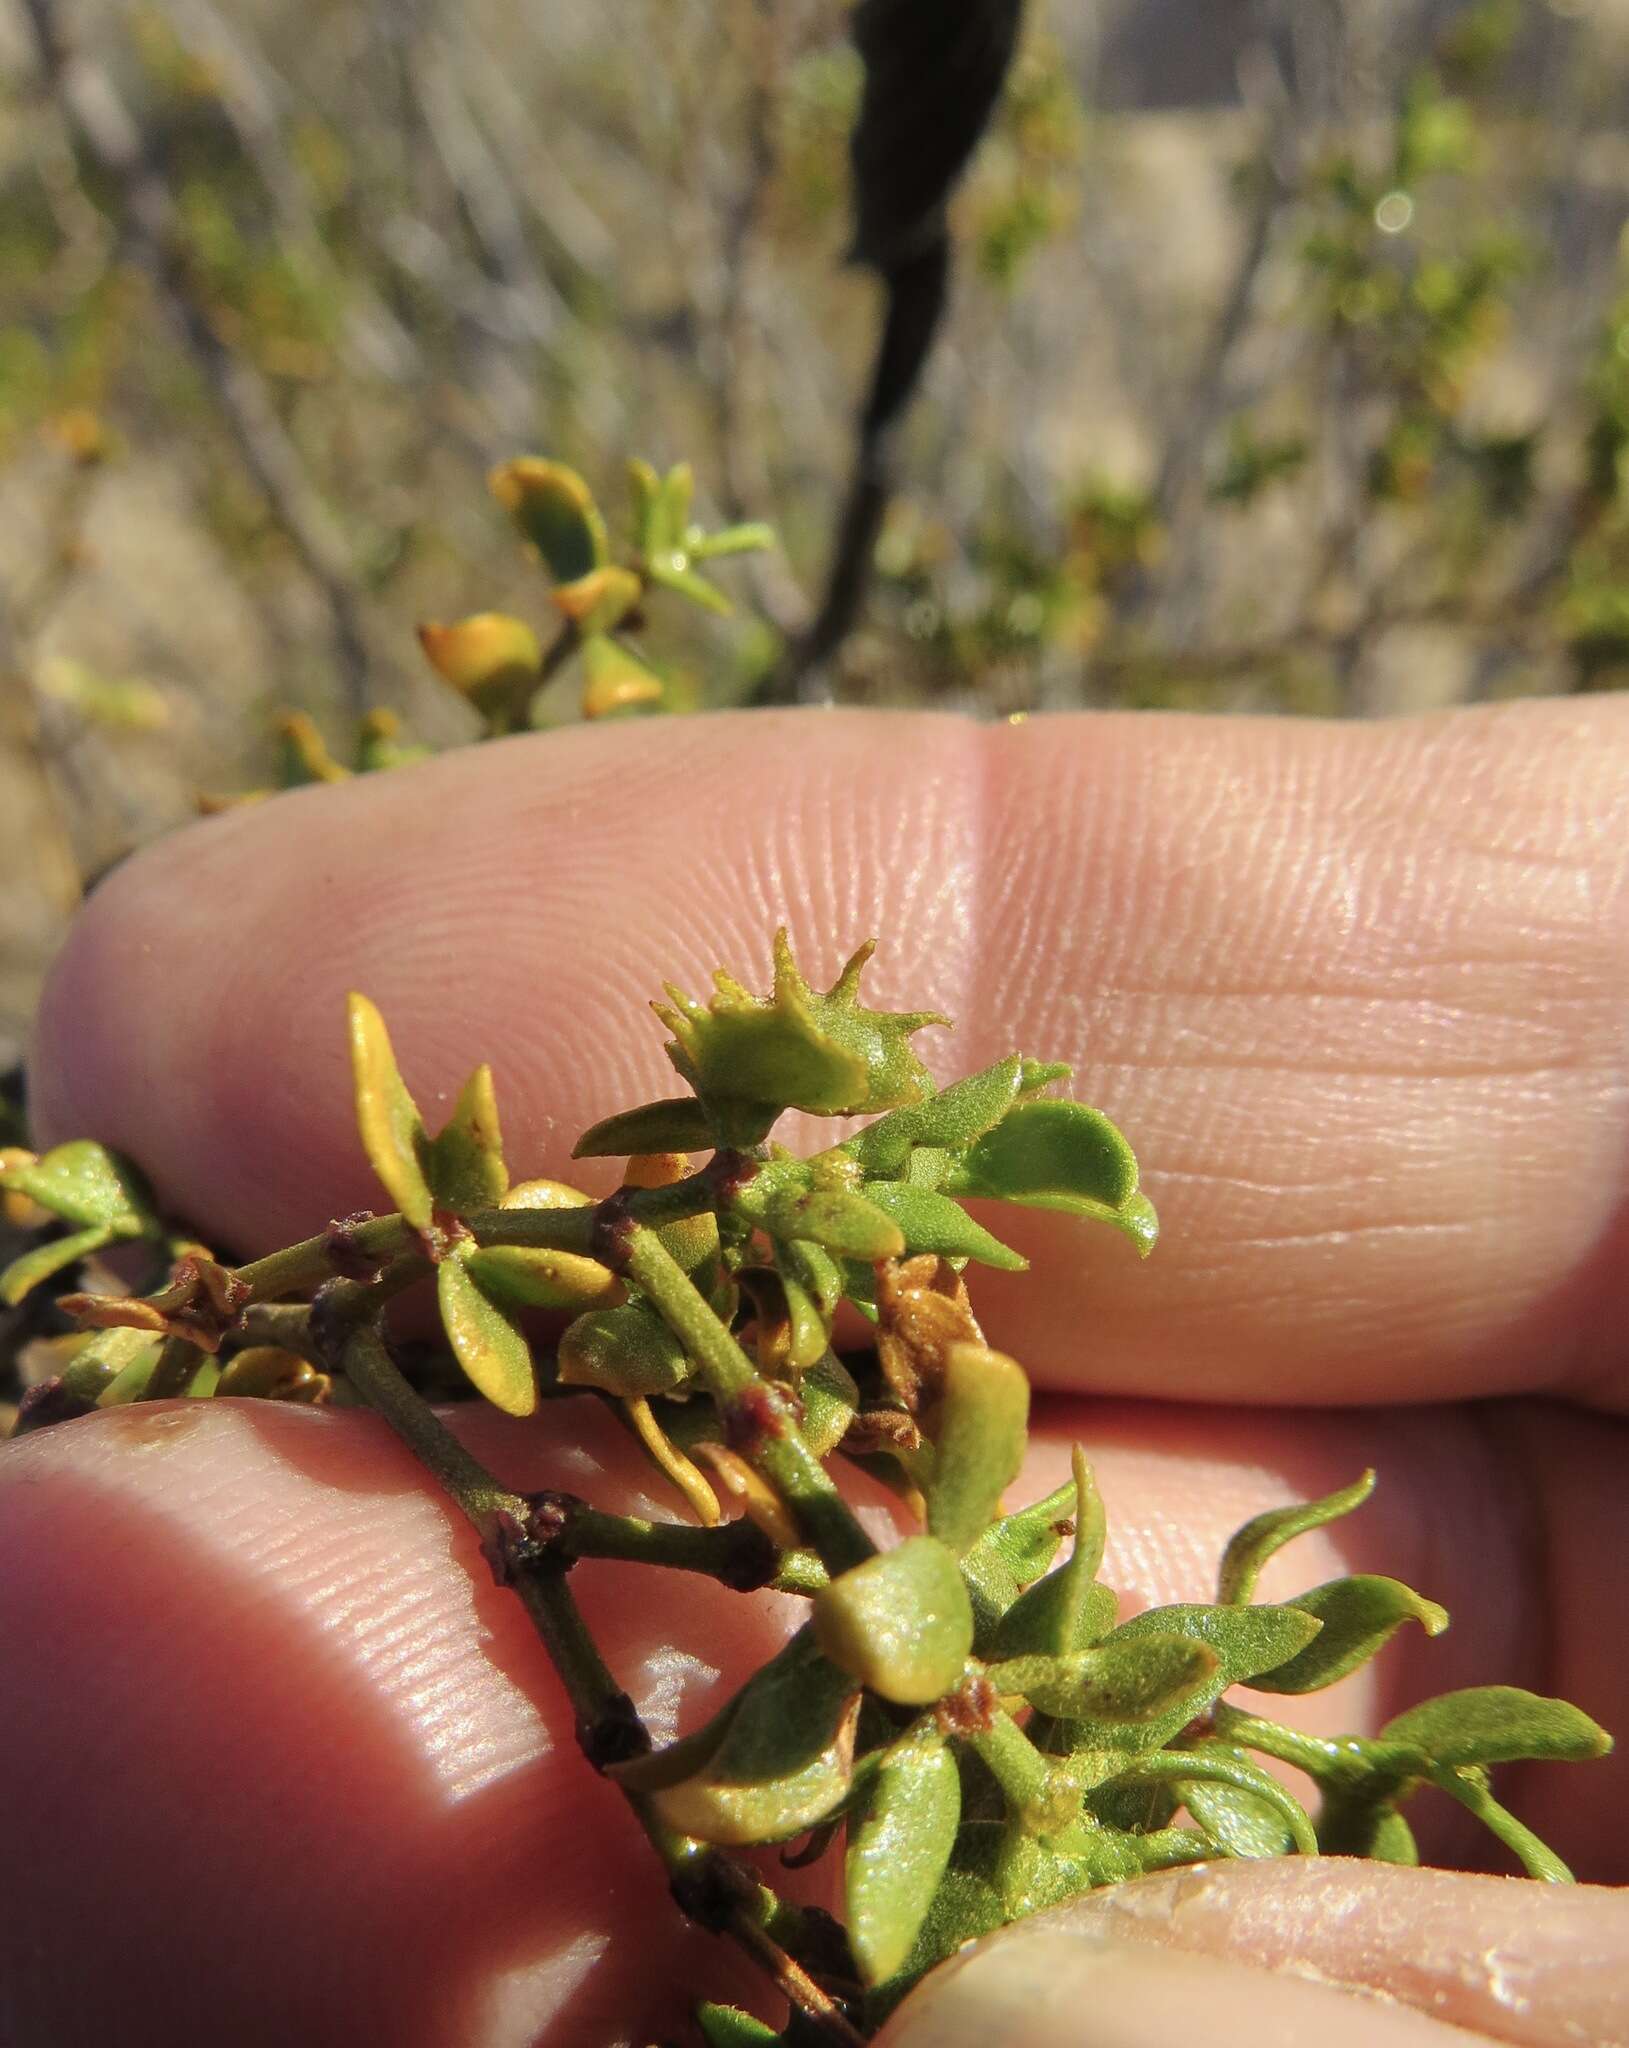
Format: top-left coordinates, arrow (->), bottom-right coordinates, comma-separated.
874,1253 -> 982,1413
321,1209 -> 385,1280
723,1380 -> 786,1458
936,1672 -> 998,1740
590,1189 -> 639,1272
578,1689 -> 653,1771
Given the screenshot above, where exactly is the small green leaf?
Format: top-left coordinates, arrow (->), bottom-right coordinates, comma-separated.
632,1629 -> 861,1845
800,1351 -> 860,1458
844,1056 -> 1025,1177
97,1349 -> 162,1405
960,1477 -> 1077,1642
1217,1470 -> 1376,1604
628,456 -> 663,552
1179,1769 -> 1299,1858
946,1098 -> 1156,1255
0,1140 -> 152,1232
814,1537 -> 974,1705
1076,1602 -> 1323,1753
647,553 -> 732,616
488,457 -> 608,581
1425,1767 -> 1575,1881
861,1183 -> 1026,1271
1381,1687 -> 1613,1767
696,2006 -> 779,2048
779,1238 -> 844,1323
989,1446 -> 1108,1657
347,993 -> 433,1232
424,1064 -> 508,1214
573,1096 -> 718,1158
660,460 -> 695,540
1250,1575 -> 1448,1694
437,1255 -> 536,1415
557,1300 -> 691,1398
693,521 -> 775,560
846,1721 -> 962,1986
1114,1747 -> 1318,1855
765,1187 -> 905,1261
61,1327 -> 161,1403
1,1224 -> 114,1305
989,1633 -> 1218,1723
923,1346 -> 1030,1557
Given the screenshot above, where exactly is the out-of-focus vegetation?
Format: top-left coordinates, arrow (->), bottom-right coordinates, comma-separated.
4,0 -> 1629,1050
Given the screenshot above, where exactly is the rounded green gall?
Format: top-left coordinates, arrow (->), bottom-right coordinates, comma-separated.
653,929 -> 948,1126
812,1536 -> 974,1706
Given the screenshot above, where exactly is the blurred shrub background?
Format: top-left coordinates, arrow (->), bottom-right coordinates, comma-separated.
4,0 -> 1629,1056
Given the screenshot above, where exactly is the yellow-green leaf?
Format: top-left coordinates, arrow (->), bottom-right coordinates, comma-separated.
925,1344 -> 1030,1555
0,1140 -> 152,1232
437,1255 -> 536,1415
1218,1471 -> 1376,1605
1,1224 -> 114,1306
425,1064 -> 508,1213
488,458 -> 608,581
347,993 -> 433,1231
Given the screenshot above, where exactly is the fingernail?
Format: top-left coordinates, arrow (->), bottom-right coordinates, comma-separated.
883,1922 -> 1500,2048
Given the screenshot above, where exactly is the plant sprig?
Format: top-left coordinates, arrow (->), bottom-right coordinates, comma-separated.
4,930 -> 1612,2042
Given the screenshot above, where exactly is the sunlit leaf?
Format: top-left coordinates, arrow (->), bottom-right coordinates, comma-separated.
1217,1470 -> 1376,1604
1249,1575 -> 1448,1694
1074,1602 -> 1323,1753
765,1187 -> 905,1262
844,1056 -> 1025,1177
814,1537 -> 973,1705
862,1182 -> 1025,1271
489,458 -> 608,581
1381,1688 -> 1613,1767
573,1096 -> 719,1158
990,1633 -> 1216,1723
0,1140 -> 153,1233
926,1344 -> 1029,1555
347,993 -> 433,1231
424,1064 -> 508,1213
846,1721 -> 962,1985
464,1244 -> 620,1311
1179,1766 -> 1299,1858
946,1099 -> 1156,1256
415,614 -> 541,713
437,1255 -> 536,1415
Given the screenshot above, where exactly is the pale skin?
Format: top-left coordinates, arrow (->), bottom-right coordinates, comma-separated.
3,699 -> 1627,2046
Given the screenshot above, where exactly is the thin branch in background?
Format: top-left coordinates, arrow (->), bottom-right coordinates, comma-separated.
20,0 -> 376,715
768,0 -> 1026,704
